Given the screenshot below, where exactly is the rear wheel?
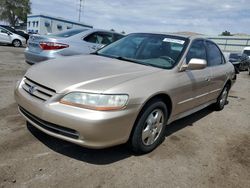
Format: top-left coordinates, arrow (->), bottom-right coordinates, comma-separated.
129,99 -> 168,154
12,39 -> 22,47
213,85 -> 230,111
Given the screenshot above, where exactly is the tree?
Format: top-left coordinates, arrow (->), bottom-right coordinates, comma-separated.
0,0 -> 31,26
221,30 -> 232,36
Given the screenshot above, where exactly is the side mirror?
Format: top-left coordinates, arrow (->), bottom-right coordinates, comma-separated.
97,44 -> 105,50
181,58 -> 207,71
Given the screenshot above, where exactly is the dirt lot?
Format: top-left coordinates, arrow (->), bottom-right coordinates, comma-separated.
0,45 -> 249,188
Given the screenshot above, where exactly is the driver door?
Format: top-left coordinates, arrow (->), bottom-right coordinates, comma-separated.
174,40 -> 212,115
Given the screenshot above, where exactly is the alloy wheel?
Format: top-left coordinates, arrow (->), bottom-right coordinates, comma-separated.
141,109 -> 164,146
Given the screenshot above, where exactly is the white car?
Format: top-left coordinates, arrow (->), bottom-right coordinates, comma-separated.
243,46 -> 250,58
25,28 -> 124,64
0,26 -> 26,47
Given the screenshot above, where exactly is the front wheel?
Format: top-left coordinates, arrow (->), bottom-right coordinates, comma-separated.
213,85 -> 230,111
129,99 -> 168,154
12,39 -> 22,47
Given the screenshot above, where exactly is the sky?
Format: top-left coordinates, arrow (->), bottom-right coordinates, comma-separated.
31,0 -> 250,35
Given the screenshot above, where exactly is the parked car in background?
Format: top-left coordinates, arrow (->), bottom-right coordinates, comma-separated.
15,33 -> 235,153
248,62 -> 250,75
243,47 -> 250,74
0,26 -> 26,47
229,52 -> 249,72
243,47 -> 250,58
25,28 -> 124,64
0,25 -> 29,42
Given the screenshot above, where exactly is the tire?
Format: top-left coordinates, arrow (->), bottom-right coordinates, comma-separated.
12,39 -> 22,47
129,99 -> 168,154
213,84 -> 230,111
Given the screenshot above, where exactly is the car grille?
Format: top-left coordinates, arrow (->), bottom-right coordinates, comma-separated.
19,106 -> 80,139
22,77 -> 56,101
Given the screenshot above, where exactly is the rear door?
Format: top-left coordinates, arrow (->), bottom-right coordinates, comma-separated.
205,41 -> 227,101
0,28 -> 11,43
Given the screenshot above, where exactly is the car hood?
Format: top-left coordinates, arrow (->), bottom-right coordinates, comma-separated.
25,55 -> 162,93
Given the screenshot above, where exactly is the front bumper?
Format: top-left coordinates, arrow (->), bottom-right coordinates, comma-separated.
15,81 -> 140,149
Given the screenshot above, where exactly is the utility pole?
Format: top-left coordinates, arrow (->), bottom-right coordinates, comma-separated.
78,0 -> 85,22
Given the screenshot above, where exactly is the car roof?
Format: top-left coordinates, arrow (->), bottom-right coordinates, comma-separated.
89,28 -> 125,35
243,46 -> 250,50
127,32 -> 208,41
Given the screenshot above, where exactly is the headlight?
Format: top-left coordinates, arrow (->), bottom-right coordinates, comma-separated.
59,92 -> 129,111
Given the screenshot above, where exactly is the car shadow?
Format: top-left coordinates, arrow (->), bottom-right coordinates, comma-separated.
27,106 -> 215,165
27,123 -> 132,165
165,107 -> 213,137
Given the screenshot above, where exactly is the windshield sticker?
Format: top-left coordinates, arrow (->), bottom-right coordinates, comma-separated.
163,38 -> 185,44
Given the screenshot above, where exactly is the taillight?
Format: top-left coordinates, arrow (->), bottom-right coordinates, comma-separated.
39,42 -> 69,50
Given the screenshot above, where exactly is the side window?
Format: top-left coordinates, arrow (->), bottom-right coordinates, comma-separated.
206,41 -> 223,66
84,33 -> 98,43
0,28 -> 8,34
84,32 -> 112,45
98,33 -> 112,45
186,40 -> 206,63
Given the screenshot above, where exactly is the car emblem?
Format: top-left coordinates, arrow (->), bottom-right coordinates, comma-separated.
29,85 -> 37,94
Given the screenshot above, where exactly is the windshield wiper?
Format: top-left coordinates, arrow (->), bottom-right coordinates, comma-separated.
116,56 -> 169,69
115,56 -> 148,65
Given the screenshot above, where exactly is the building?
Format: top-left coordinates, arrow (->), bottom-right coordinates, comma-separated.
27,14 -> 93,35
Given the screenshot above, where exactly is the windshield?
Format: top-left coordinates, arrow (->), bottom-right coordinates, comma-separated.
97,33 -> 188,69
243,50 -> 250,56
47,28 -> 88,38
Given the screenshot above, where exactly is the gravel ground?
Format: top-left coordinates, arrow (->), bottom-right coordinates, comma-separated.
0,46 -> 249,188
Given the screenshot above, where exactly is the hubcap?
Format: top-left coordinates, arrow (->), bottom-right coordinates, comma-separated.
142,109 -> 164,146
219,88 -> 228,107
14,41 -> 20,47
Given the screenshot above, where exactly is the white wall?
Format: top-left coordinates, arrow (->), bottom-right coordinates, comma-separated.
27,16 -> 92,35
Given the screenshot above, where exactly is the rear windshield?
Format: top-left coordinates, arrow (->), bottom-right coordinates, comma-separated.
243,50 -> 250,56
229,53 -> 241,59
47,28 -> 88,38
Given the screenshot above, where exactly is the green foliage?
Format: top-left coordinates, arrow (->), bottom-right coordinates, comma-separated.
221,30 -> 232,36
0,0 -> 31,26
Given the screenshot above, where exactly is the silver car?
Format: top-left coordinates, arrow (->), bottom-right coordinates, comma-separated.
25,28 -> 124,64
0,26 -> 26,47
15,33 -> 236,154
